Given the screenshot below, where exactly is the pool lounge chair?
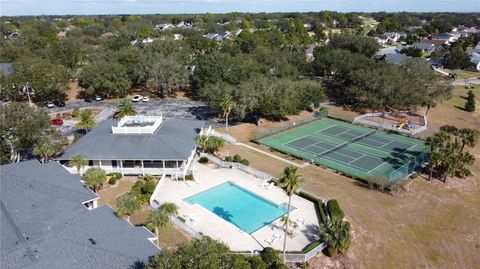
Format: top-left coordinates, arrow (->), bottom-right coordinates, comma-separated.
296,218 -> 306,225
266,182 -> 275,189
186,181 -> 195,187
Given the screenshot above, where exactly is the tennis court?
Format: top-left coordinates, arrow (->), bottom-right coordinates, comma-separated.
257,118 -> 428,182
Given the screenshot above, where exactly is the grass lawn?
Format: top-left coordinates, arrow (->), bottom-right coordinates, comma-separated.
222,105 -> 480,268
449,70 -> 479,80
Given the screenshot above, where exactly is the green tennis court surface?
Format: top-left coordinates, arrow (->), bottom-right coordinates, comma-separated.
257,118 -> 427,182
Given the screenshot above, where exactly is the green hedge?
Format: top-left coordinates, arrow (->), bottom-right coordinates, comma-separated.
107,172 -> 122,180
298,191 -> 328,224
108,177 -> 117,185
327,199 -> 344,220
198,157 -> 209,163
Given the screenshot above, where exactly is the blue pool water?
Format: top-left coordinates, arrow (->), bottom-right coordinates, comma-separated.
184,181 -> 289,234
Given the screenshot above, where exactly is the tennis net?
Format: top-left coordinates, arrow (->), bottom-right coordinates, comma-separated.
317,129 -> 377,157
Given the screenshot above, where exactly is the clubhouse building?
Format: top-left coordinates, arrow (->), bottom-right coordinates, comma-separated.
58,115 -> 204,179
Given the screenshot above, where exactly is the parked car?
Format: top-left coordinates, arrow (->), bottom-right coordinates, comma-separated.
53,100 -> 65,107
142,96 -> 150,102
50,118 -> 64,125
46,101 -> 54,108
94,95 -> 102,101
132,95 -> 143,102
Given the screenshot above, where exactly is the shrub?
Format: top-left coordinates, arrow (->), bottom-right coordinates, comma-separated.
260,247 -> 280,266
318,202 -> 328,224
144,174 -> 154,182
108,177 -> 117,185
239,159 -> 249,166
225,156 -> 233,162
249,256 -> 267,269
133,180 -> 144,189
142,182 -> 156,194
184,174 -> 194,181
327,200 -> 344,220
325,246 -> 337,257
233,154 -> 242,162
72,108 -> 80,117
302,240 -> 322,253
72,134 -> 83,144
107,172 -> 122,180
274,261 -> 289,269
198,156 -> 209,163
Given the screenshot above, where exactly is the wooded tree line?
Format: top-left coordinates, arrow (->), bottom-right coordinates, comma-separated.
312,34 -> 451,111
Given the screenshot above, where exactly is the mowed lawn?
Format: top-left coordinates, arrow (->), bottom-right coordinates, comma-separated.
221,101 -> 480,268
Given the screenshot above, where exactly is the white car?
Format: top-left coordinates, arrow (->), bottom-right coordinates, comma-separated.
46,101 -> 54,108
94,95 -> 102,101
142,96 -> 150,102
132,95 -> 143,102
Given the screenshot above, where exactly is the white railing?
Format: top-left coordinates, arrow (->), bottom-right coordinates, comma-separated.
112,115 -> 163,134
235,242 -> 327,263
200,153 -> 272,181
62,164 -> 183,176
169,216 -> 204,240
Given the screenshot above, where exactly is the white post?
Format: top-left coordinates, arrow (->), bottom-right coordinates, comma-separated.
163,160 -> 166,176
99,160 -> 102,169
141,160 -> 145,176
120,160 -> 124,176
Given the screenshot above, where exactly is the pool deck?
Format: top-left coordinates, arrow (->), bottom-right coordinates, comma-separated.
152,162 -> 320,251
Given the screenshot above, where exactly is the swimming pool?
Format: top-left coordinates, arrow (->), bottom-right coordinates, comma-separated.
184,181 -> 289,234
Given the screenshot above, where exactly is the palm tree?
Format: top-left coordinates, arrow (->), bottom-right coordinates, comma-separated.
220,95 -> 234,156
116,193 -> 141,222
33,142 -> 56,163
439,125 -> 458,142
83,167 -> 107,192
116,99 -> 137,118
458,128 -> 480,152
319,218 -> 351,256
425,133 -> 448,181
75,109 -> 96,133
147,202 -> 179,246
278,166 -> 304,261
69,154 -> 88,175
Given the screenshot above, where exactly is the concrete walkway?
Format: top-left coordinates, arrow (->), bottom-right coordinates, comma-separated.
236,143 -> 310,168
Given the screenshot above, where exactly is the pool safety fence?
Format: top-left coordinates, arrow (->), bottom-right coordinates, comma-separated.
234,241 -> 327,263
169,216 -> 204,240
200,153 -> 273,181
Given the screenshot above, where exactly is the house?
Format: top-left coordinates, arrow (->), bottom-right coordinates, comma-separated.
412,42 -> 436,52
469,52 -> 480,71
381,53 -> 411,65
58,115 -> 204,178
0,160 -> 159,269
420,38 -> 448,47
203,31 -> 231,41
432,32 -> 457,43
56,31 -> 67,38
374,32 -> 402,44
155,23 -> 174,30
467,42 -> 480,54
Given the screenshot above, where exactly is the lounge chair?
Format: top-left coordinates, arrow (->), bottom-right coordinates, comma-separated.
296,218 -> 306,225
264,236 -> 279,246
266,182 -> 275,189
186,181 -> 195,187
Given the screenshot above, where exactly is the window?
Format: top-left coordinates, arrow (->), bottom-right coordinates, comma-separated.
112,160 -> 117,168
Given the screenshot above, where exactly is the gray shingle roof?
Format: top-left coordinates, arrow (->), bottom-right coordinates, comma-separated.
384,53 -> 410,65
412,42 -> 434,51
59,119 -> 204,161
0,160 -> 159,269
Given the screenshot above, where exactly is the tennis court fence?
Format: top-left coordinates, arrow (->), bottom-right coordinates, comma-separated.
255,108 -> 328,141
383,151 -> 428,181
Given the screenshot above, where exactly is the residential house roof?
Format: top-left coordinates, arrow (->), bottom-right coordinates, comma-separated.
58,119 -> 204,161
0,160 -> 159,269
432,33 -> 453,40
0,63 -> 13,75
412,42 -> 435,51
420,39 -> 447,46
383,53 -> 410,65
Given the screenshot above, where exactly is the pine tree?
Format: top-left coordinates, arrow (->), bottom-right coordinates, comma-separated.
465,90 -> 475,112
